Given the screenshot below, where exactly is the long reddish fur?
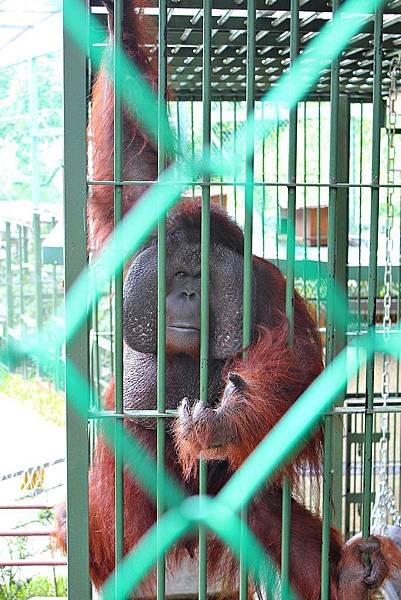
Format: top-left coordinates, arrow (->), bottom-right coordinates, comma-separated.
88,0 -> 158,251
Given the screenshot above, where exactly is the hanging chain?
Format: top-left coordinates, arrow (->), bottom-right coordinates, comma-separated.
371,54 -> 401,536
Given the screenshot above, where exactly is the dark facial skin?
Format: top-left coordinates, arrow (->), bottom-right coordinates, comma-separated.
123,240 -> 252,361
166,269 -> 201,357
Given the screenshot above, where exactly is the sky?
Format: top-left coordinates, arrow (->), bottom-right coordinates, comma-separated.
0,0 -> 61,69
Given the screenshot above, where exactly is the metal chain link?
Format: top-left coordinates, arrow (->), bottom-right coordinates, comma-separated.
371,53 -> 401,536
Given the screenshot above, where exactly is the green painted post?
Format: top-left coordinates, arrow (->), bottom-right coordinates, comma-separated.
33,213 -> 43,331
331,94 -> 351,532
157,0 -> 168,597
33,213 -> 43,376
362,5 -> 383,540
233,100 -> 238,220
317,101 -> 322,324
5,223 -> 14,342
275,111 -> 280,263
220,99 -> 224,206
63,0 -> 91,596
282,1 -> 299,596
191,100 -> 195,199
199,1 -> 212,598
240,2 -> 255,599
113,0 -> 125,590
321,1 -> 340,596
261,100 -> 266,258
17,225 -> 27,377
303,102 -> 307,298
50,218 -> 59,389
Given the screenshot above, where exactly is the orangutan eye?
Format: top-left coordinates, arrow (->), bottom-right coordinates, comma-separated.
175,271 -> 186,279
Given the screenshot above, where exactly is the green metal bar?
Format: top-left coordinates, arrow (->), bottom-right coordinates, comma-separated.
322,37 -> 336,600
317,101 -> 321,324
33,213 -> 43,376
356,103 -> 363,396
282,1 -> 299,595
63,0 -> 91,596
331,94 -> 350,532
50,219 -> 59,389
17,225 -> 27,377
261,100 -> 266,258
281,477 -> 291,600
23,226 -> 29,263
22,225 -> 29,377
92,289 -> 101,404
33,213 -> 43,331
241,3 -> 255,599
362,4 -> 383,540
220,98 -> 224,206
275,109 -> 280,263
199,1 -> 212,597
88,178 -> 401,191
396,211 -> 401,398
5,223 -> 14,340
191,100 -> 195,199
176,100 -> 181,152
285,0 -> 298,349
322,1 -> 342,595
233,101 -> 238,220
344,413 -> 351,536
109,282 -> 114,376
18,225 -> 24,325
243,0 -> 255,362
321,415 -> 333,598
303,102 -> 307,299
157,0 -> 168,598
397,213 -> 401,400
113,0 -> 124,590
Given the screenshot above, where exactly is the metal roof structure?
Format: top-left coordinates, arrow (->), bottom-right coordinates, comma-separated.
90,0 -> 401,101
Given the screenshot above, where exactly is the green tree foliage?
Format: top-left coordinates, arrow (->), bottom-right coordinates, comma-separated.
0,52 -> 62,204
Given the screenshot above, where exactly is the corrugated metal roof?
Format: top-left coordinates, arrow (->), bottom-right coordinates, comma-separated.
90,0 -> 401,100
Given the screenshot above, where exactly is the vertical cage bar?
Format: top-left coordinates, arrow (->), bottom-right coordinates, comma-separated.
5,222 -> 13,338
220,98 -> 224,206
243,0 -> 255,348
63,0 -> 91,596
321,1 -> 340,595
303,102 -> 307,298
33,213 -> 43,332
157,0 -> 168,597
199,1 -> 212,598
285,0 -> 298,348
275,111 -> 280,263
240,2 -> 255,599
321,416 -> 333,600
18,225 -> 26,376
113,0 -> 124,588
282,1 -> 299,596
233,100 -> 238,219
362,5 -> 383,539
356,104 -> 364,397
262,99 -> 266,258
176,100 -> 181,151
317,101 -> 321,324
18,225 -> 24,325
331,94 -> 350,532
191,100 -> 195,199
